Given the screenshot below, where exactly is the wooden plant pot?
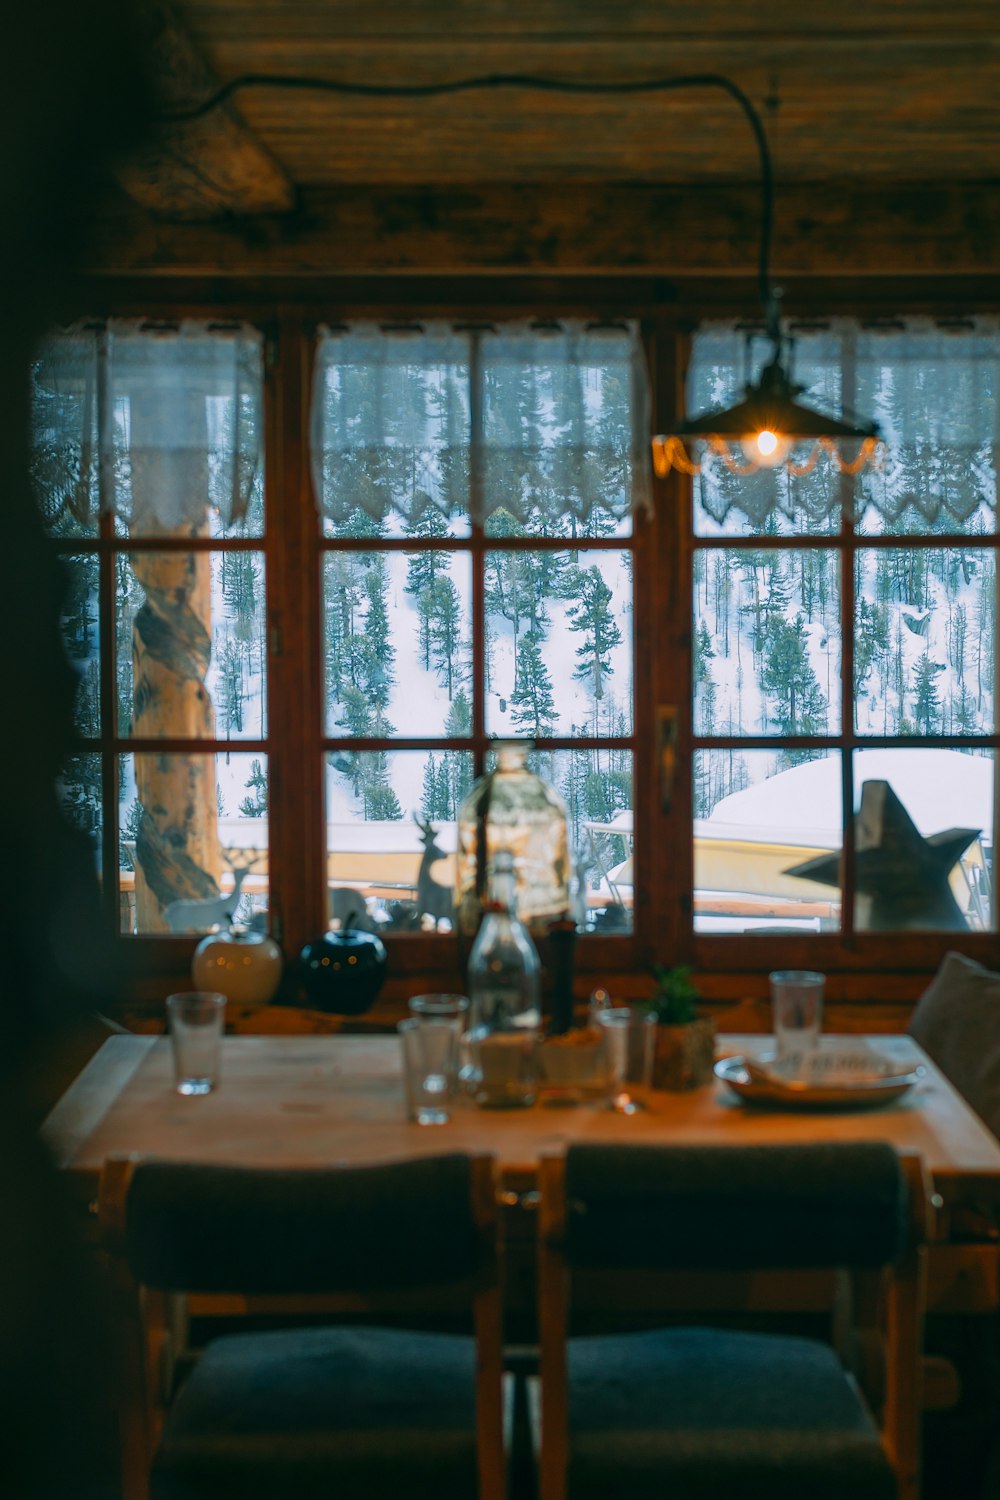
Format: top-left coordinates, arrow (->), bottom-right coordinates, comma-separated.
652,1016 -> 717,1091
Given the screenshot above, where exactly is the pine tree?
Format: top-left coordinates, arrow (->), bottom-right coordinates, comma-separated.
61,553 -> 99,663
324,552 -> 367,701
417,752 -> 450,821
404,504 -> 449,602
855,599 -> 890,695
443,690 -> 473,816
219,640 -> 245,736
435,757 -> 453,819
950,601 -> 968,683
334,685 -> 374,796
429,574 -> 463,698
567,565 -> 623,702
115,555 -> 143,735
362,719 -> 403,821
239,758 -> 268,817
760,615 -> 828,739
559,741 -> 591,853
912,652 -> 944,734
955,681 -> 978,735
363,758 -> 403,820
221,550 -> 259,644
694,617 -> 715,686
509,630 -> 557,738
420,752 -> 443,820
359,562 -> 395,710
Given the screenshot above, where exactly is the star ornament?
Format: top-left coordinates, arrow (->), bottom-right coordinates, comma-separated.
785,780 -> 980,931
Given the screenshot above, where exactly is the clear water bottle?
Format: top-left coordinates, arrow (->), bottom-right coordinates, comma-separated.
455,741 -> 570,938
465,850 -> 541,1107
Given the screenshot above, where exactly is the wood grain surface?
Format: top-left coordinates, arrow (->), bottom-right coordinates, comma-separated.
44,1033 -> 1000,1211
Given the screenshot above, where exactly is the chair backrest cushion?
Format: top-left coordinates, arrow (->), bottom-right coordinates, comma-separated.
563,1142 -> 908,1270
907,949 -> 1000,1140
124,1153 -> 482,1294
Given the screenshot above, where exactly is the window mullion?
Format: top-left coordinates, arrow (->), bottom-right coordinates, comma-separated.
648,318 -> 691,964
469,328 -> 486,773
840,325 -> 859,945
98,513 -> 119,935
271,309 -> 323,958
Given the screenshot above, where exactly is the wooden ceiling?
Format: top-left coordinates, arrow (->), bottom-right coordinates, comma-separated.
172,1 -> 1000,188
93,2 -> 1000,284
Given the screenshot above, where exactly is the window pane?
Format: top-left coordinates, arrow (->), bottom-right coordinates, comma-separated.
59,553 -> 101,737
57,752 -> 103,883
854,547 -> 995,734
316,331 -> 472,540
116,551 -> 266,739
30,335 -> 100,540
694,548 -> 840,736
548,748 -> 633,933
482,329 -> 635,539
120,752 -> 269,934
485,550 -> 632,737
323,552 -> 471,738
325,749 -> 472,932
852,748 -> 994,931
688,329 -> 846,540
112,472 -> 264,540
856,498 -> 995,539
694,750 -> 842,933
855,326 -> 998,538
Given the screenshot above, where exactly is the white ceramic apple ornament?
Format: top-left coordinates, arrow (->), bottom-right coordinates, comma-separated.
192,925 -> 283,1005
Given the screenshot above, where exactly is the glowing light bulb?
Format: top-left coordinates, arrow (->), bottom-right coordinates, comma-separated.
740,426 -> 791,468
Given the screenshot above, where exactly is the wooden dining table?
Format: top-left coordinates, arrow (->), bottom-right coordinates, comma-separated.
44,1031 -> 1000,1302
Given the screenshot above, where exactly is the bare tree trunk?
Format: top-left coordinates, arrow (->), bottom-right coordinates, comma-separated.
130,395 -> 220,932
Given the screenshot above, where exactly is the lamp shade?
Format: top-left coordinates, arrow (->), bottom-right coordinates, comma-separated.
653,347 -> 883,478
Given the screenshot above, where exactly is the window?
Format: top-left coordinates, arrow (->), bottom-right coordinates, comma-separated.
30,304 -> 1000,995
31,314 -> 648,969
688,320 -> 998,951
32,321 -> 270,938
312,322 -> 645,938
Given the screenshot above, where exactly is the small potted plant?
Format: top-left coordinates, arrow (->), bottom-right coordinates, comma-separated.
647,964 -> 716,1090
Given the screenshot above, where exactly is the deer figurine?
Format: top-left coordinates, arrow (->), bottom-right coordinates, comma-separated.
163,848 -> 264,934
414,815 -> 453,929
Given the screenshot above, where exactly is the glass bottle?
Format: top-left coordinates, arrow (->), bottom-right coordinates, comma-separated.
465,850 -> 541,1108
456,741 -> 570,937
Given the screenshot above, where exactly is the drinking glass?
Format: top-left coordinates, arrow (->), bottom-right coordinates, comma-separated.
769,970 -> 824,1059
409,993 -> 470,1025
597,1006 -> 656,1114
398,1016 -> 459,1124
166,991 -> 226,1096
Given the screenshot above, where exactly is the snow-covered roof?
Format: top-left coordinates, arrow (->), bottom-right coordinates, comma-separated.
704,749 -> 993,843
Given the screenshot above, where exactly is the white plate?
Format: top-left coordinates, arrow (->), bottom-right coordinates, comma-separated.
715,1054 -> 925,1111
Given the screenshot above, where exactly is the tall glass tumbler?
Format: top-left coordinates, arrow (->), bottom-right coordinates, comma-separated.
597,1006 -> 656,1114
769,970 -> 824,1058
166,991 -> 226,1095
398,1016 -> 459,1125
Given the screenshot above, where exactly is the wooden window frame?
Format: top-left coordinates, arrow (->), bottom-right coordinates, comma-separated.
50,280 -> 1000,1017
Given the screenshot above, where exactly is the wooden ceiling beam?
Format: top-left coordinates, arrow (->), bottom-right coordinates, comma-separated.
116,1 -> 294,220
89,181 -> 1000,278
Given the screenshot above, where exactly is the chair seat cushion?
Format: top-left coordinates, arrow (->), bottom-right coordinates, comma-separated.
152,1324 -> 478,1500
567,1327 -> 895,1500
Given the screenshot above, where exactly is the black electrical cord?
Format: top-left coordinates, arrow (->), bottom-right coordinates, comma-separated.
160,70 -> 775,325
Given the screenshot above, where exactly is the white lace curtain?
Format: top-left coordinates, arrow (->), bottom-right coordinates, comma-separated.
310,320 -> 653,528
30,320 -> 264,532
688,317 -> 1000,529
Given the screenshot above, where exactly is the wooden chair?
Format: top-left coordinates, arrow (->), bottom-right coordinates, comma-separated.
99,1152 -> 505,1500
538,1141 -> 929,1500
